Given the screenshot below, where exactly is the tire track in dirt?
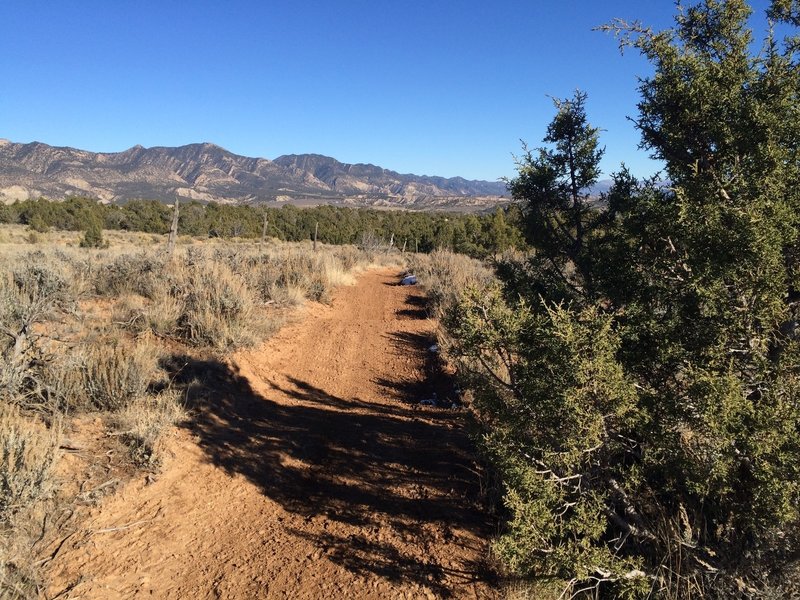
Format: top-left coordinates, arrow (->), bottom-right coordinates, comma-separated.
48,268 -> 497,599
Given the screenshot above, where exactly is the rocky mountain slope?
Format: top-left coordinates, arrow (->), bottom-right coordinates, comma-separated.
0,139 -> 507,210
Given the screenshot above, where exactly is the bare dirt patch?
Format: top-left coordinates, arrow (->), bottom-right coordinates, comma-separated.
47,268 -> 496,599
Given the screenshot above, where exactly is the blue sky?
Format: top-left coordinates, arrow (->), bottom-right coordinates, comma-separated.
0,1 -> 777,181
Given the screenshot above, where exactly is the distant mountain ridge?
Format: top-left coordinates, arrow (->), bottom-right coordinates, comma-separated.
272,153 -> 505,197
0,140 -> 508,210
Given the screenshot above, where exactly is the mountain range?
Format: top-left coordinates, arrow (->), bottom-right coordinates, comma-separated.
0,140 -> 508,211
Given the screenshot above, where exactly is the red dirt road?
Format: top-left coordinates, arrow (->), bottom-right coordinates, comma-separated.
48,269 -> 497,599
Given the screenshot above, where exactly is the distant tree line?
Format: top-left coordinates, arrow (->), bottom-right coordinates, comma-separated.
0,196 -> 525,257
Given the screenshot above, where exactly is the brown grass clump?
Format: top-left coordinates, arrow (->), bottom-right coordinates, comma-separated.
244,249 -> 328,304
142,291 -> 184,337
36,350 -> 85,414
112,390 -> 185,468
75,336 -> 161,412
175,259 -> 263,350
114,291 -> 184,337
94,253 -> 164,298
0,403 -> 59,525
265,283 -> 307,307
0,539 -> 43,600
243,246 -> 363,306
407,249 -> 493,318
0,261 -> 73,406
320,254 -> 358,288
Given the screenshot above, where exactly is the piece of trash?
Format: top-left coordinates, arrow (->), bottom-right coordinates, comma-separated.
428,344 -> 439,353
419,392 -> 439,407
401,275 -> 418,285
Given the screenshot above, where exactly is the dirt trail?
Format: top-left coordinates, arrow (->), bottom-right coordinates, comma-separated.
49,269 -> 496,599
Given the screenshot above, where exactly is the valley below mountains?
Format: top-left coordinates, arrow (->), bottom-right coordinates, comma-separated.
0,139 -> 508,211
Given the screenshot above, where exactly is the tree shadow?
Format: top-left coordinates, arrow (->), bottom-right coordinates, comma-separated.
396,293 -> 430,320
376,331 -> 460,409
396,307 -> 428,320
160,353 -> 495,596
397,290 -> 430,320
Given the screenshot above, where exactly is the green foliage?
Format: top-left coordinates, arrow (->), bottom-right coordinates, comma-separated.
0,204 -> 14,224
26,214 -> 49,234
446,287 -> 649,596
117,199 -> 172,233
3,197 -> 525,258
508,91 -> 605,301
79,215 -> 106,248
444,1 -> 800,597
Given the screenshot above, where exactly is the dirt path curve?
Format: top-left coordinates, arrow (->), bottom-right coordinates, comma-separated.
49,268 -> 497,599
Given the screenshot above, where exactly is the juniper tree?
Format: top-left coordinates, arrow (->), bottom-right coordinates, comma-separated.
597,1 -> 800,594
79,214 -> 106,248
445,1 -> 800,597
508,91 -> 604,302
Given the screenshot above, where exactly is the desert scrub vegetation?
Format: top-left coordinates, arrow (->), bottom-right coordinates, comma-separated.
407,249 -> 494,320
0,403 -> 60,599
169,258 -> 262,349
234,245 -> 361,305
0,261 -> 66,598
0,260 -> 75,408
112,390 -> 185,468
0,232 -> 395,595
0,403 -> 59,525
95,242 -> 382,349
70,335 -> 161,412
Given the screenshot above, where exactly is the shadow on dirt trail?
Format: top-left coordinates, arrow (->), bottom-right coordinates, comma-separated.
160,343 -> 495,596
376,325 -> 463,411
395,297 -> 429,320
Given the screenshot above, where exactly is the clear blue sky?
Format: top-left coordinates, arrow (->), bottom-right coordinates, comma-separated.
0,1 -> 777,181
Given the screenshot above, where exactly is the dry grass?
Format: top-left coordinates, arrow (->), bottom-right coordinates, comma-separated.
36,350 -> 85,414
0,225 -> 405,593
76,335 -> 161,412
0,224 -> 165,249
174,259 -> 262,350
0,402 -> 60,600
238,247 -> 355,304
321,254 -> 358,287
113,390 -> 185,468
502,579 -> 574,600
0,403 -> 59,525
93,252 -> 166,298
113,291 -> 183,337
0,538 -> 45,600
407,249 -> 494,318
78,239 -> 390,349
33,332 -> 163,413
142,292 -> 184,336
0,261 -> 74,407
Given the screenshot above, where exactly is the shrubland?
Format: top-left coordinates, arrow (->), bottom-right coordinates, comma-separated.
0,233 -> 396,598
2,3 -> 796,598
434,1 -> 800,597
